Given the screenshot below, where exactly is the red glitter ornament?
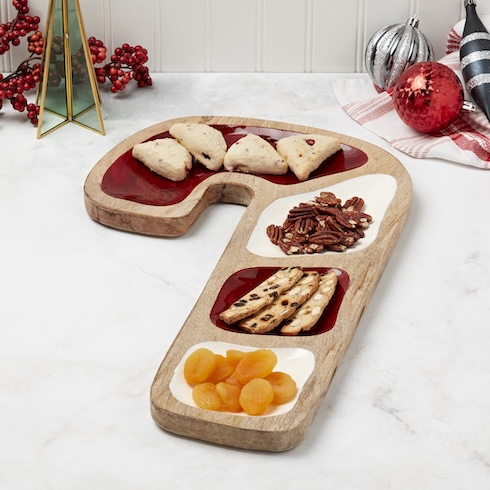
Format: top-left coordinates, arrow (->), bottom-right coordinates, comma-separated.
392,61 -> 464,133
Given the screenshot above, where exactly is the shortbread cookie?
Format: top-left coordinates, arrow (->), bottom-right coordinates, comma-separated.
169,122 -> 227,171
276,134 -> 341,181
238,271 -> 320,334
132,138 -> 192,182
280,271 -> 338,335
223,133 -> 288,175
219,266 -> 304,325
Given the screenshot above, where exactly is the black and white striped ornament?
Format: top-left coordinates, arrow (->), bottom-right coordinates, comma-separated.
460,0 -> 490,121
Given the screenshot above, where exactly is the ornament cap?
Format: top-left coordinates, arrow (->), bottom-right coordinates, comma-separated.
407,15 -> 419,28
465,0 -> 477,6
463,100 -> 477,112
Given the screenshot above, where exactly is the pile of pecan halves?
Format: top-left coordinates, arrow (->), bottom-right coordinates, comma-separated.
266,191 -> 372,255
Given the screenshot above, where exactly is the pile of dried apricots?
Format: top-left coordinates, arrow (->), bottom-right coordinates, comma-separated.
183,347 -> 297,416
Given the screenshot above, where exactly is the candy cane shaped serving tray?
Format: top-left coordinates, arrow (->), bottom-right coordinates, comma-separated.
84,116 -> 412,452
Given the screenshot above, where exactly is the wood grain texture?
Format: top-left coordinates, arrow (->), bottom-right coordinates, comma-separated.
84,116 -> 412,451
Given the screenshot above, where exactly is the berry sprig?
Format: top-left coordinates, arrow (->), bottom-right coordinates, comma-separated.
90,38 -> 152,93
0,0 -> 40,55
27,30 -> 44,55
0,29 -> 43,124
0,77 -> 40,124
1,0 -> 152,126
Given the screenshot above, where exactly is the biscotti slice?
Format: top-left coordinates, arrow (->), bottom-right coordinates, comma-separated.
169,122 -> 227,171
276,134 -> 341,181
219,266 -> 304,325
280,271 -> 338,335
223,133 -> 288,175
132,138 -> 192,182
238,271 -> 320,334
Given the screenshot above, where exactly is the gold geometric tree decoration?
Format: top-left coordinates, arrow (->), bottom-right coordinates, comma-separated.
36,0 -> 105,138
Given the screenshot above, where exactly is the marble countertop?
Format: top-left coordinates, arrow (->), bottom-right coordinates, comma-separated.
1,73 -> 489,489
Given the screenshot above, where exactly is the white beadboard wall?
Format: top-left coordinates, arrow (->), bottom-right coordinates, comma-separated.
2,0 -> 490,73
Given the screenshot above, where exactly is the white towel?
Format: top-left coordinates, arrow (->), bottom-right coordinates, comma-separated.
333,18 -> 490,169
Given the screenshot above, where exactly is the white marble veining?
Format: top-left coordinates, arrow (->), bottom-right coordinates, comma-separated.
1,73 -> 490,489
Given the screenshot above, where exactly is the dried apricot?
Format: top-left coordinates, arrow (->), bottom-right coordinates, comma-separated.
234,349 -> 278,384
216,382 -> 242,412
239,378 -> 274,415
225,349 -> 247,365
207,355 -> 236,384
183,348 -> 217,385
224,372 -> 244,388
265,371 -> 297,405
192,382 -> 223,411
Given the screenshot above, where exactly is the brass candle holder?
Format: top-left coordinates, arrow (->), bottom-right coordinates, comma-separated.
36,0 -> 105,138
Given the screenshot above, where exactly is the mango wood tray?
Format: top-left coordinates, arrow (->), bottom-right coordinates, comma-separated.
84,115 -> 412,452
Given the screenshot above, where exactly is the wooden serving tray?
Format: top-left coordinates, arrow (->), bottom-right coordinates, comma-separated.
84,116 -> 412,452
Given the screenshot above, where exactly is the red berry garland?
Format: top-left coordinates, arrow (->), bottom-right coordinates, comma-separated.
0,0 -> 152,126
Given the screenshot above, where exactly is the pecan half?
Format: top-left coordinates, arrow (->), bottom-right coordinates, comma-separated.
287,204 -> 316,221
294,217 -> 316,235
342,196 -> 365,212
309,230 -> 342,246
342,211 -> 373,228
266,224 -> 284,245
315,191 -> 341,207
328,243 -> 347,252
304,243 -> 325,254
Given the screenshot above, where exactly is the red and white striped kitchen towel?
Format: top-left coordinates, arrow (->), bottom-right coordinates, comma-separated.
333,18 -> 490,169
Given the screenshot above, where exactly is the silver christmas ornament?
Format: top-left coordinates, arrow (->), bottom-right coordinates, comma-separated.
365,16 -> 434,91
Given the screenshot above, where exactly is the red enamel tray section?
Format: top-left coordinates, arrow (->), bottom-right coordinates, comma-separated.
101,125 -> 368,206
210,267 -> 349,336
